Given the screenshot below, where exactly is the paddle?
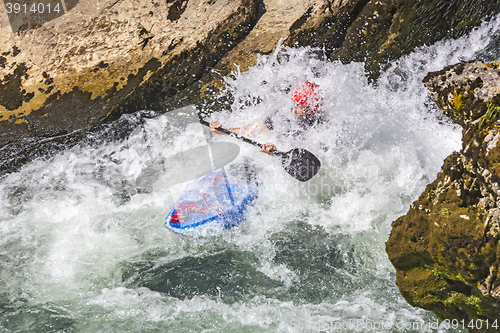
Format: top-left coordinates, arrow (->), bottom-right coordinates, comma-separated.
199,119 -> 321,182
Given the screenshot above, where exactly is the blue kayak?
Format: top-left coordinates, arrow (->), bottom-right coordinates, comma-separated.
165,171 -> 258,235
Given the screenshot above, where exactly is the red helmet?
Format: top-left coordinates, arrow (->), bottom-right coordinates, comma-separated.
290,81 -> 323,115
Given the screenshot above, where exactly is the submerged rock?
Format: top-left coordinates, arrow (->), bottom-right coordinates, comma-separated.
386,61 -> 500,330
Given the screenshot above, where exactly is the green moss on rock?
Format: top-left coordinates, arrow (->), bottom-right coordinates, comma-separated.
288,0 -> 500,79
387,62 -> 500,331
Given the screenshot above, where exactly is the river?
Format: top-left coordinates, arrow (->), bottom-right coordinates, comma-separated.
1,15 -> 500,333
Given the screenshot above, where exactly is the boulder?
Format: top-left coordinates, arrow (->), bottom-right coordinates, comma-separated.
386,61 -> 500,330
287,0 -> 500,78
0,0 -> 260,171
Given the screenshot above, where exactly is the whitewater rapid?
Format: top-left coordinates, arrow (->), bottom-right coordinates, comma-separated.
2,15 -> 500,333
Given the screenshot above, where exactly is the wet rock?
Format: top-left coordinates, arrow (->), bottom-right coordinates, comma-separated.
423,61 -> 500,127
216,0 -> 332,74
387,61 -> 500,331
0,0 -> 260,174
287,0 -> 500,79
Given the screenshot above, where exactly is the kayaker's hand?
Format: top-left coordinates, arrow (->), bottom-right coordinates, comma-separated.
260,143 -> 277,156
209,122 -> 222,134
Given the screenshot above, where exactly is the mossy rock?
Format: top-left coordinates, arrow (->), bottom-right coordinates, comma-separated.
287,0 -> 500,79
388,61 -> 500,330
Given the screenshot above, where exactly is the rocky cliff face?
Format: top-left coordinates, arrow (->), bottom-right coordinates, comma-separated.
386,61 -> 500,330
0,0 -> 260,168
288,0 -> 500,76
1,0 -> 500,175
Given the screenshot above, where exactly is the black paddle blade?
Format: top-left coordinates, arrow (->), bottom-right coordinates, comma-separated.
281,148 -> 321,182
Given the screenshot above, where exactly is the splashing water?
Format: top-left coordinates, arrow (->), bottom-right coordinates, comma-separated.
2,15 -> 500,333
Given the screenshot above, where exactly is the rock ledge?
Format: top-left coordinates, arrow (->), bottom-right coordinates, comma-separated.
387,61 -> 500,330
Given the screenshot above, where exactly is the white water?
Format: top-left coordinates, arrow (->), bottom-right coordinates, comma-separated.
2,16 -> 500,333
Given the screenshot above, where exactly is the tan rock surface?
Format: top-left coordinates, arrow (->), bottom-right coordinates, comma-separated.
0,0 -> 259,142
218,0 -> 334,73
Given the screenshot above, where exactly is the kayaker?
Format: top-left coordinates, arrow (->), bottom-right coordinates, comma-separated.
209,81 -> 324,155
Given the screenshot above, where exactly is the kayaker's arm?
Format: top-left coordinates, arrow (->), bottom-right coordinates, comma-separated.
210,121 -> 237,134
209,121 -> 275,156
259,143 -> 277,156
201,120 -> 321,181
209,121 -> 270,137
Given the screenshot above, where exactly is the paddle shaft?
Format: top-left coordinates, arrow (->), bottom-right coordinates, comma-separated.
199,118 -> 321,181
199,119 -> 283,156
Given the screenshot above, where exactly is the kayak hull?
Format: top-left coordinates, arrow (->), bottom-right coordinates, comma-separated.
165,171 -> 258,236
